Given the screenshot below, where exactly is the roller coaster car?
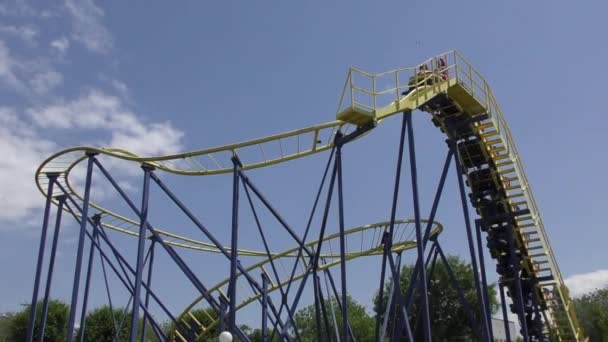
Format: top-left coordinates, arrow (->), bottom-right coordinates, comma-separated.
457,138 -> 488,169
467,168 -> 496,193
478,203 -> 509,225
425,93 -> 463,117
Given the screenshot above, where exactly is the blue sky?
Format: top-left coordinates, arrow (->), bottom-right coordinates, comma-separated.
0,0 -> 607,330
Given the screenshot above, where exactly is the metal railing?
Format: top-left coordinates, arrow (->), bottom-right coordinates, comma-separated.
336,52 -> 457,115
452,51 -> 565,287
336,50 -> 576,337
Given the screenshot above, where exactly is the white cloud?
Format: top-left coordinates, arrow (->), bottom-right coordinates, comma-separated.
64,0 -> 112,53
0,0 -> 37,17
50,37 -> 70,55
0,108 -> 56,223
29,70 -> 63,94
0,40 -> 28,94
565,269 -> 608,297
0,39 -> 64,97
0,90 -> 185,226
28,89 -> 184,156
0,24 -> 38,46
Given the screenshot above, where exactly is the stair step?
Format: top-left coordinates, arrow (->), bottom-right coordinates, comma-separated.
533,260 -> 550,265
489,146 -> 506,153
496,161 -> 514,168
504,185 -> 522,191
500,167 -> 516,175
483,138 -> 502,145
481,130 -> 498,138
516,215 -> 534,222
492,153 -> 511,161
510,200 -> 527,206
476,122 -> 494,130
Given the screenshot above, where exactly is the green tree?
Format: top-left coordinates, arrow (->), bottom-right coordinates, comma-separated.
168,307 -> 219,342
293,295 -> 375,341
79,306 -> 158,342
374,254 -> 498,341
79,306 -> 132,341
9,300 -> 69,342
573,287 -> 608,341
0,313 -> 15,342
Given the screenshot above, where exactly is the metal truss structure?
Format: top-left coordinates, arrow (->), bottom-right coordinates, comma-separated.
26,51 -> 582,341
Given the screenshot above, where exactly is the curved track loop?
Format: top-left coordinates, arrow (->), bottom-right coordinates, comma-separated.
173,219 -> 443,341
35,51 -> 581,340
35,122 -> 354,255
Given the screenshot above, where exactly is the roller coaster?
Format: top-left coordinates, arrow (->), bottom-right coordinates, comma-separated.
26,51 -> 583,341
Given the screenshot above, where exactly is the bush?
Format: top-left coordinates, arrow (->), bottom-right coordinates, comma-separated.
9,299 -> 69,342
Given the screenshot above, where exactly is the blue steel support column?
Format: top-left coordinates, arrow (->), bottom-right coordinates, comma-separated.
403,149 -> 453,310
405,111 -> 432,342
262,273 -> 269,342
475,219 -> 494,340
130,164 -> 154,342
376,113 -> 407,341
315,273 -> 333,341
264,147 -> 336,342
434,241 -> 482,342
451,142 -> 491,342
280,155 -> 339,339
229,157 -> 241,334
389,252 -> 403,341
77,214 -> 102,342
66,152 -> 96,342
37,194 -> 66,342
91,159 -> 266,340
499,283 -> 512,342
313,269 -> 323,342
220,295 -> 228,334
384,251 -> 415,341
58,195 -> 183,340
62,204 -> 170,340
323,265 -> 357,341
335,142 -> 349,342
140,239 -> 156,342
26,173 -> 58,342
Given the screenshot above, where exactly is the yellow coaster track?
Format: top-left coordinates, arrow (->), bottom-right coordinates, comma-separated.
171,219 -> 443,341
34,50 -> 581,340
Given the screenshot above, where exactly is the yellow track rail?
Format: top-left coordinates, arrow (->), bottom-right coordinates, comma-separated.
172,219 -> 443,341
34,50 -> 581,340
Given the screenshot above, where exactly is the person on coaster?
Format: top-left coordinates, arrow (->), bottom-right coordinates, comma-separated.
402,64 -> 434,96
436,57 -> 448,80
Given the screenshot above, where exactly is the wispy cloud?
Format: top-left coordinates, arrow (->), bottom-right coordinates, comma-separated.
28,89 -> 184,156
64,0 -> 112,53
0,39 -> 64,96
0,40 -> 29,94
50,37 -> 70,55
565,269 -> 608,297
0,89 -> 184,225
29,70 -> 63,94
0,24 -> 38,46
0,0 -> 38,18
0,108 -> 56,223
0,1 -> 185,229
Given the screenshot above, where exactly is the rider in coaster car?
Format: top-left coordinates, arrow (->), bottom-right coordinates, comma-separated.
436,57 -> 449,80
402,63 -> 436,96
